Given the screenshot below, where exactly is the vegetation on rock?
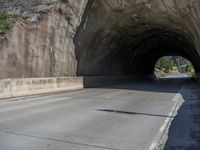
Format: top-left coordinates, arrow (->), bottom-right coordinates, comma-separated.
0,12 -> 14,35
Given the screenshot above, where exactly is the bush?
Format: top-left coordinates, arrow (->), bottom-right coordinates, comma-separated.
0,12 -> 14,35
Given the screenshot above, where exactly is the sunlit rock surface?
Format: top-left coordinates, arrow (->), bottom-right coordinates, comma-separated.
0,0 -> 88,78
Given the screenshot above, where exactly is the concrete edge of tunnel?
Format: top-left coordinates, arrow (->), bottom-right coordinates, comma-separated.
148,86 -> 185,150
0,76 -> 133,100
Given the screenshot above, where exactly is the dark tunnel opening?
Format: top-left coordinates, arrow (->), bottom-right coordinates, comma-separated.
112,27 -> 200,77
74,14 -> 200,78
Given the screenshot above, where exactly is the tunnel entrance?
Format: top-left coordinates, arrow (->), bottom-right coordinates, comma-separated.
115,27 -> 200,78
154,56 -> 195,78
75,26 -> 200,78
74,1 -> 200,78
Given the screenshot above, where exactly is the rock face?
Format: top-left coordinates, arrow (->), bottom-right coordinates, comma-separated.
0,0 -> 56,10
0,0 -> 200,78
0,0 -> 88,78
0,0 -> 57,21
75,0 -> 200,76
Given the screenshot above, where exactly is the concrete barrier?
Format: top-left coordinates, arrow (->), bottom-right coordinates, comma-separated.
0,76 -> 134,99
0,77 -> 83,99
83,76 -> 133,88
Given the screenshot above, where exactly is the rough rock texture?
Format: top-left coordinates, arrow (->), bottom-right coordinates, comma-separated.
75,0 -> 200,76
1,0 -> 200,78
0,0 -> 88,78
0,0 -> 57,21
0,0 -> 56,13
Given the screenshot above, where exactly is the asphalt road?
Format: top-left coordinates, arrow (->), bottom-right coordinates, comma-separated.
0,78 -> 187,150
164,79 -> 200,150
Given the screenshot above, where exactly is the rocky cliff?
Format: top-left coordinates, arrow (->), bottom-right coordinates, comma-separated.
0,0 -> 88,78
0,0 -> 200,78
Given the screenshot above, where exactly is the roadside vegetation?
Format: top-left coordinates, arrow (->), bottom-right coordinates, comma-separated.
155,56 -> 195,77
0,12 -> 14,35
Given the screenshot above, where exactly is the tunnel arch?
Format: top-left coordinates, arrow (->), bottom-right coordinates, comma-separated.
75,24 -> 200,77
74,0 -> 200,78
118,27 -> 200,76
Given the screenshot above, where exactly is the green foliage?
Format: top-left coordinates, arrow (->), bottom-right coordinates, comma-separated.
157,57 -> 174,73
0,12 -> 14,35
156,56 -> 195,76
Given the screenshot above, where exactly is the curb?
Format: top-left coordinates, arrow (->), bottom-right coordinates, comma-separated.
149,87 -> 185,150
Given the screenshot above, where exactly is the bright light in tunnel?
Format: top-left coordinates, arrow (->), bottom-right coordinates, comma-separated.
154,56 -> 195,78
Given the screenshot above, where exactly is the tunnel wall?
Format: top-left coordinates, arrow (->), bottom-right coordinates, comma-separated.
75,0 -> 200,76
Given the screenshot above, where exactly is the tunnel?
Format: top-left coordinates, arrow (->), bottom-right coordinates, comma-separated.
74,0 -> 200,78
115,26 -> 200,76
99,25 -> 200,77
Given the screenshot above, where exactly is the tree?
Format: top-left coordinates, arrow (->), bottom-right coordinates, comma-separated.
156,56 -> 195,76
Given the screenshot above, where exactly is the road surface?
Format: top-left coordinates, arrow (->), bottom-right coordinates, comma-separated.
0,78 -> 187,150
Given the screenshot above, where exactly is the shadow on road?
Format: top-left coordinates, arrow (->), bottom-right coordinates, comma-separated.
164,81 -> 200,150
84,76 -> 200,149
85,77 -> 192,93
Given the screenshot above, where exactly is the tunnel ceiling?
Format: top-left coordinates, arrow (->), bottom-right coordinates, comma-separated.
74,0 -> 200,76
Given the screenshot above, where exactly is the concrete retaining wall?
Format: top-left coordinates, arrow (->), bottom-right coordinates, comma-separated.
0,76 -> 133,99
0,77 -> 84,99
83,76 -> 133,88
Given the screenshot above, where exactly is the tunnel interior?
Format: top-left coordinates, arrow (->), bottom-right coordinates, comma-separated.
75,24 -> 200,77
113,26 -> 200,76
74,1 -> 200,77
